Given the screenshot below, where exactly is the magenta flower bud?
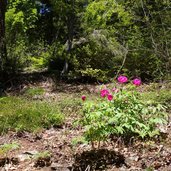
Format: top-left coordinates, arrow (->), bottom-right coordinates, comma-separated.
100,89 -> 109,97
132,78 -> 141,86
117,75 -> 128,83
82,95 -> 86,101
107,94 -> 113,101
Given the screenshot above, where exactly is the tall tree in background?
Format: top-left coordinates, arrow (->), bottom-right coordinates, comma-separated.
0,0 -> 7,74
61,0 -> 74,76
0,0 -> 170,80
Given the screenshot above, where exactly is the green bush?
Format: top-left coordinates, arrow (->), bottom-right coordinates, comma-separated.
79,85 -> 168,149
68,30 -> 126,81
26,42 -> 51,70
0,97 -> 64,134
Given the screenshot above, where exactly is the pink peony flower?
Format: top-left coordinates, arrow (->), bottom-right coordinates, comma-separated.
112,87 -> 119,93
117,75 -> 128,83
132,78 -> 141,86
107,94 -> 113,101
100,89 -> 109,97
82,95 -> 86,101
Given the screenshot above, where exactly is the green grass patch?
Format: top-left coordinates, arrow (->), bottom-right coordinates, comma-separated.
0,96 -> 64,134
0,142 -> 20,156
140,89 -> 171,108
56,94 -> 82,115
24,87 -> 45,97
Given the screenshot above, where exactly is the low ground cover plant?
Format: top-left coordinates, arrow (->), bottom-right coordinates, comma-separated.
0,97 -> 64,134
79,76 -> 168,149
0,142 -> 20,157
141,89 -> 171,109
24,87 -> 45,97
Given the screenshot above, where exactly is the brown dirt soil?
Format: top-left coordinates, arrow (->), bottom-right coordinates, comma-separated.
0,118 -> 171,171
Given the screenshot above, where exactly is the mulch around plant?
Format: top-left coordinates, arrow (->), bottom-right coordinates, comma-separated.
0,119 -> 171,171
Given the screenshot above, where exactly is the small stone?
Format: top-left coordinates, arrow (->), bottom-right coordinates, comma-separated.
23,150 -> 39,156
17,154 -> 31,162
51,163 -> 71,171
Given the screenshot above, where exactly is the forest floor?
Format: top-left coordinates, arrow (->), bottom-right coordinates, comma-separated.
0,74 -> 171,171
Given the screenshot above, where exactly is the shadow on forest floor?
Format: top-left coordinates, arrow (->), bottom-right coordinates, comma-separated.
1,70 -> 58,87
1,70 -> 99,95
72,149 -> 126,171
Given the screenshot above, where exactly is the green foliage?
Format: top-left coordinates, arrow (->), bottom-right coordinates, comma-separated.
26,42 -> 52,70
56,94 -> 82,115
69,30 -> 127,80
0,97 -> 64,134
70,0 -> 131,80
145,167 -> 154,171
33,151 -> 51,160
79,86 -> 168,147
71,136 -> 87,146
0,142 -> 20,156
141,89 -> 171,108
5,38 -> 28,71
6,0 -> 38,34
121,0 -> 171,80
83,0 -> 131,31
4,0 -> 38,72
2,0 -> 171,80
6,40 -> 51,72
80,0 -> 171,80
30,57 -> 47,69
24,87 -> 45,97
46,42 -> 66,71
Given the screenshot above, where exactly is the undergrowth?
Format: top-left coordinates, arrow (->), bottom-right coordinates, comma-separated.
0,96 -> 64,134
0,82 -> 170,137
140,88 -> 171,109
23,87 -> 45,97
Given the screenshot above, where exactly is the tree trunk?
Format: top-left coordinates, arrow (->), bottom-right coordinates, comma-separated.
0,0 -> 7,76
61,0 -> 74,77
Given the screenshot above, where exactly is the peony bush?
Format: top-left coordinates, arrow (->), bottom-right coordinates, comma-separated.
79,76 -> 168,149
